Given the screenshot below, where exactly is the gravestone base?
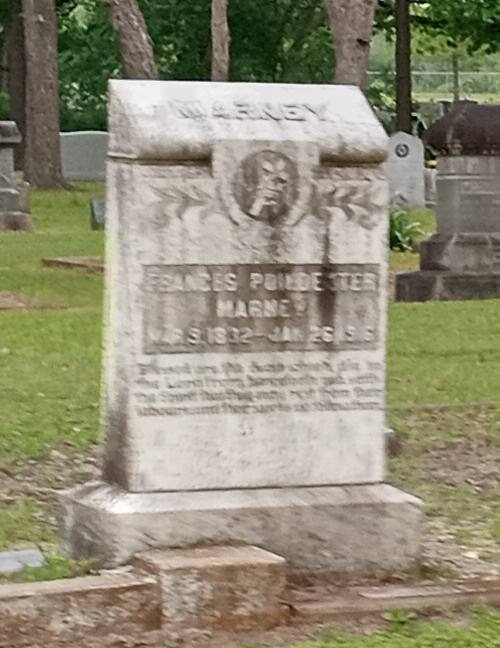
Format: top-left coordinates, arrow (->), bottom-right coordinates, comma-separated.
396,270 -> 500,302
420,232 -> 500,272
0,211 -> 33,232
60,482 -> 422,581
396,232 -> 500,302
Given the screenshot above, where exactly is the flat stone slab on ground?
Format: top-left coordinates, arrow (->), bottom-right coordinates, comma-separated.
0,291 -> 66,311
3,569 -> 500,648
42,256 -> 104,272
0,549 -> 45,574
0,571 -> 160,648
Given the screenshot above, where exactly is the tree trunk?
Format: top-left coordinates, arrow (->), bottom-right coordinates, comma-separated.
22,0 -> 64,187
6,1 -> 26,170
395,0 -> 412,133
324,0 -> 379,90
104,0 -> 158,79
211,0 -> 230,81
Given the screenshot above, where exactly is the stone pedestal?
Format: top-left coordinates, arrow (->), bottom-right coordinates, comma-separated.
60,81 -> 422,580
397,157 -> 500,301
0,121 -> 32,232
397,103 -> 500,302
61,483 -> 422,580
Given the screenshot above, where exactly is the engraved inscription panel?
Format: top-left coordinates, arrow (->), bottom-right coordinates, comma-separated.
133,357 -> 385,418
142,263 -> 380,354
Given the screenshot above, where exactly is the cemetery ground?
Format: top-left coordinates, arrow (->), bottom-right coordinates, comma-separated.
1,184 -> 500,647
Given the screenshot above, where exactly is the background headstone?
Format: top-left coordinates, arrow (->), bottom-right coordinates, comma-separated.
61,81 -> 422,580
397,102 -> 500,301
60,131 -> 108,181
0,121 -> 32,232
90,197 -> 106,230
384,132 -> 425,209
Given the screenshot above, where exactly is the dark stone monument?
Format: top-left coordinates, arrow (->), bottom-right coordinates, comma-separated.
396,102 -> 500,302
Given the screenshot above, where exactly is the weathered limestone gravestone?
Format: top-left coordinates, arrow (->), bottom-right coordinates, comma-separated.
383,132 -> 425,209
0,122 -> 32,232
397,101 -> 500,302
61,81 -> 422,580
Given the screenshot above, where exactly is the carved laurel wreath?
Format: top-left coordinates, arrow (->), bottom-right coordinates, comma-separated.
151,178 -> 383,230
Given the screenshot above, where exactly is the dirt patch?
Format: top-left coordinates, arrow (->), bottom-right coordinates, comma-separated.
389,403 -> 500,580
42,257 -> 104,273
0,291 -> 67,312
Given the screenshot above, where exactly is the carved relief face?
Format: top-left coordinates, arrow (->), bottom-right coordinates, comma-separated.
234,151 -> 299,224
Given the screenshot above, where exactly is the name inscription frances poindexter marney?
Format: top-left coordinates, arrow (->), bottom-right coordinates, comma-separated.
142,263 -> 380,354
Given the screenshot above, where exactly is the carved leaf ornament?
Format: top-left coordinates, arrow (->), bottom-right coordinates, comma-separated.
319,181 -> 384,230
151,185 -> 214,224
149,172 -> 383,231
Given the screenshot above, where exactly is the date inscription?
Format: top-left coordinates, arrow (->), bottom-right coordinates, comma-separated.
142,264 -> 380,354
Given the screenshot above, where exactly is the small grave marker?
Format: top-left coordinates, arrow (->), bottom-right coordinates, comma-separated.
384,131 -> 425,209
90,197 -> 106,230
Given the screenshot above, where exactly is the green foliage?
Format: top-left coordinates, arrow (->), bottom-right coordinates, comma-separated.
389,208 -> 424,252
381,609 -> 418,628
56,0 -> 335,129
377,0 -> 500,55
422,0 -> 500,55
58,0 -> 118,130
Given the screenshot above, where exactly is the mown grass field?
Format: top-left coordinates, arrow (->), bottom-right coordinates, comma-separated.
1,185 -> 500,646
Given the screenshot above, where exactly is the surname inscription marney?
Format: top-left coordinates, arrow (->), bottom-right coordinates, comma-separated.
170,100 -> 332,122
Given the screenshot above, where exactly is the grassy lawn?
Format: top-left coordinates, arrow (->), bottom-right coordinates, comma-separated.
294,609 -> 500,648
1,187 -> 500,645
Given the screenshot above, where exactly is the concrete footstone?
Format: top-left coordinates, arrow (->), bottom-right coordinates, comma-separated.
135,546 -> 287,633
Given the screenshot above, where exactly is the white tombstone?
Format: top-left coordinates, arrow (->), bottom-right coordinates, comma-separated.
60,81 -> 422,579
60,131 -> 108,181
384,132 -> 425,209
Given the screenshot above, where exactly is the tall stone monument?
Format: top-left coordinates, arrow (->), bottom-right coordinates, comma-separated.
61,81 -> 422,580
397,101 -> 500,301
0,121 -> 32,232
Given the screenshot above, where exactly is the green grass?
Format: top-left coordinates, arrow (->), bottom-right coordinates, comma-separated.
233,609 -> 500,647
387,299 -> 500,405
0,182 -> 104,460
0,498 -> 56,549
